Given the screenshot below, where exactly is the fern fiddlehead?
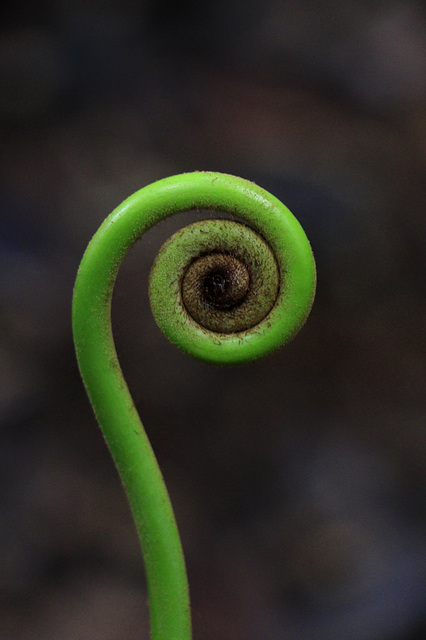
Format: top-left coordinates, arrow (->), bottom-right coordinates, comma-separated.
72,172 -> 316,639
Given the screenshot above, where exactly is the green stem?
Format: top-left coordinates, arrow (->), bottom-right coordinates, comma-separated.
72,172 -> 315,640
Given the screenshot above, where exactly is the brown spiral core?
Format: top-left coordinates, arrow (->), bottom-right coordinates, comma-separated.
181,244 -> 279,334
183,253 -> 250,312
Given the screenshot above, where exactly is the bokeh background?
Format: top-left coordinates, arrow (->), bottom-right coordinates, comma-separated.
1,1 -> 425,639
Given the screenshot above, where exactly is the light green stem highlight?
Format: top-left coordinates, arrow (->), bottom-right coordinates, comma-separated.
72,172 -> 316,640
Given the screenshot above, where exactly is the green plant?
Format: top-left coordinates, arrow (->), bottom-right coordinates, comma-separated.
72,171 -> 316,639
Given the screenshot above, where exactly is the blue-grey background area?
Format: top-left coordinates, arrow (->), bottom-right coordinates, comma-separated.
1,1 -> 425,638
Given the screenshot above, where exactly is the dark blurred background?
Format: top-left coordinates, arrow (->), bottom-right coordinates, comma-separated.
1,1 -> 425,639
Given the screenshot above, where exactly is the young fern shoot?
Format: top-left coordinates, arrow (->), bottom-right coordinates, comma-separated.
72,172 -> 316,640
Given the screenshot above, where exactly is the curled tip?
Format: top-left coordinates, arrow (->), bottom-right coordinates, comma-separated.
147,179 -> 316,365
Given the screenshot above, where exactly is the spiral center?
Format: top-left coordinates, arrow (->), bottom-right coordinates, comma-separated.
182,253 -> 250,326
205,272 -> 227,301
202,258 -> 250,310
